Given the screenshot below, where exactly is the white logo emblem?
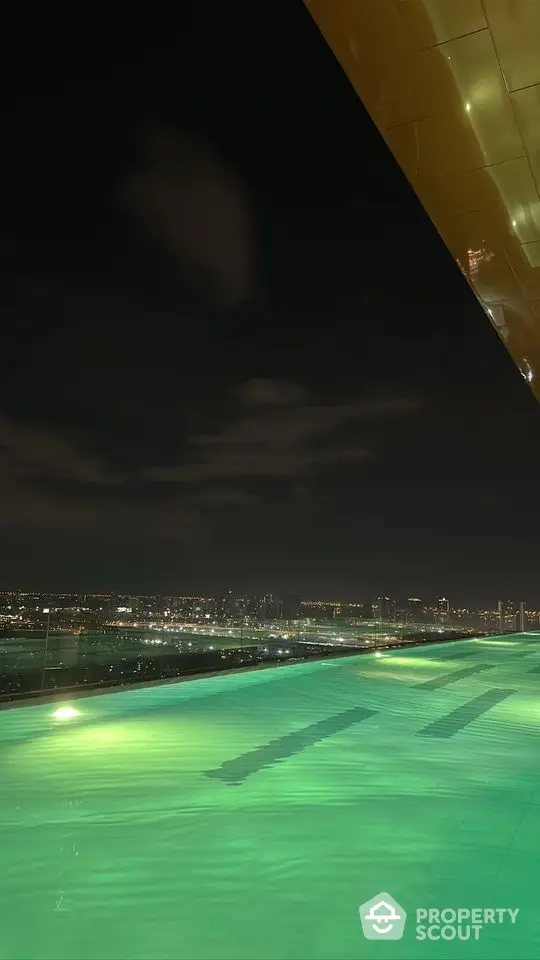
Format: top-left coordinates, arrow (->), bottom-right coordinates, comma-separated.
359,892 -> 406,940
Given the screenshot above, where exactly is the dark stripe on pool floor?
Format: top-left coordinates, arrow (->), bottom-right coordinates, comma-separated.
417,688 -> 515,738
417,664 -> 497,689
440,650 -> 480,661
207,706 -> 378,784
418,652 -> 535,690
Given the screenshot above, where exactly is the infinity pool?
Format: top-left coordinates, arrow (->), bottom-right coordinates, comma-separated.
1,634 -> 539,959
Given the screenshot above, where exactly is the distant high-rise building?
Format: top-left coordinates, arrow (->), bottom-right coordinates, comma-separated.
260,594 -> 279,620
245,595 -> 258,617
405,598 -> 423,623
498,600 -> 517,634
213,592 -> 235,620
281,594 -> 302,620
359,601 -> 373,620
232,596 -> 250,619
373,597 -> 395,621
437,597 -> 450,623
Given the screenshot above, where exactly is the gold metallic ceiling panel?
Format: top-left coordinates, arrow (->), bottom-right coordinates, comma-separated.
399,0 -> 487,49
306,0 -> 540,398
484,0 -> 540,92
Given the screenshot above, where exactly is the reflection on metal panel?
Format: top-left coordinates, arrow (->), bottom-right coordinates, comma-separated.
305,0 -> 540,399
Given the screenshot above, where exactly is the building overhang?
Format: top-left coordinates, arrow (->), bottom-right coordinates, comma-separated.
306,0 -> 540,399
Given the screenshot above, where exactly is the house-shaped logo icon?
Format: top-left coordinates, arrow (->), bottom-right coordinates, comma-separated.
359,892 -> 406,940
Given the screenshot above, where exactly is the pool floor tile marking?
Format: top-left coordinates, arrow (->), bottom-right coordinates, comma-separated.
417,688 -> 515,738
206,706 -> 378,784
417,651 -> 536,690
417,663 -> 498,689
440,650 -> 481,661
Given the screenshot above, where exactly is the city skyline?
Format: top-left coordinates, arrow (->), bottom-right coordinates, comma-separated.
0,586 -> 536,615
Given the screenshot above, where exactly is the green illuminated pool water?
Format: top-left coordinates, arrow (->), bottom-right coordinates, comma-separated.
1,634 -> 540,960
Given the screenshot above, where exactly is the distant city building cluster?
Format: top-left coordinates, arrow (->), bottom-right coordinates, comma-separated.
0,590 -> 537,634
1,588 -> 537,702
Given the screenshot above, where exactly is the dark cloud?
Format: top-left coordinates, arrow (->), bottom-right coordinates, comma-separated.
0,381 -> 420,544
0,429 -> 200,541
191,487 -> 258,507
145,380 -> 421,483
119,125 -> 255,307
236,377 -> 307,406
0,413 -> 111,486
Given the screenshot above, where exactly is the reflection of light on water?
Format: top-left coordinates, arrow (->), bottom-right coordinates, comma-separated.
75,724 -> 133,747
377,656 -> 441,669
473,639 -> 517,647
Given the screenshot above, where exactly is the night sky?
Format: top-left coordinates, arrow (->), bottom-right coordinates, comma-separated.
2,4 -> 540,603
